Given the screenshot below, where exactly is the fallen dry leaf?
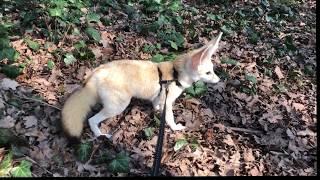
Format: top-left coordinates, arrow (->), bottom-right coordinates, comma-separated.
274,66 -> 284,79
243,148 -> 255,162
296,129 -> 316,137
0,78 -> 19,90
292,102 -> 305,111
23,116 -> 38,128
90,47 -> 103,59
223,134 -> 235,146
0,116 -> 16,128
249,166 -> 261,176
259,111 -> 283,123
0,98 -> 4,109
0,0 -> 316,177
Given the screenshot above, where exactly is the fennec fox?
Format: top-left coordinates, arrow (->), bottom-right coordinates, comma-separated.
61,32 -> 223,139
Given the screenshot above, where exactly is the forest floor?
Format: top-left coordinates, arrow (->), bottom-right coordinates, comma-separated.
0,0 -> 317,176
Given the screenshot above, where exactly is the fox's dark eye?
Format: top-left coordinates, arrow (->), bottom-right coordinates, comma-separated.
206,71 -> 211,75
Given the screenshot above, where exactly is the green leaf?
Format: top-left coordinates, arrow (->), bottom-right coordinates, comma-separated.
76,141 -> 92,163
0,37 -> 10,49
156,43 -> 161,50
175,16 -> 183,24
157,31 -> 184,48
1,64 -> 24,78
249,32 -> 259,44
48,8 -> 63,17
101,17 -> 112,26
304,65 -> 314,76
185,81 -> 207,97
0,151 -> 12,177
264,67 -> 272,77
208,14 -> 222,21
221,57 -> 238,65
115,35 -> 124,42
74,40 -> 87,50
245,74 -> 257,84
86,13 -> 101,23
64,53 -> 77,65
10,160 -> 32,177
85,27 -> 101,42
189,138 -> 199,151
25,39 -> 40,51
265,14 -> 274,22
168,40 -> 178,50
142,44 -> 155,53
11,144 -> 28,158
151,54 -> 165,63
168,0 -> 182,12
153,115 -> 160,127
0,48 -> 20,62
237,10 -> 246,17
47,60 -> 55,70
52,0 -> 68,8
167,53 -> 178,61
143,127 -> 154,139
260,0 -> 270,7
174,139 -> 188,152
275,83 -> 287,93
108,151 -> 129,173
194,81 -> 207,95
220,25 -> 233,35
72,27 -> 81,36
190,7 -> 199,14
284,35 -> 296,51
95,150 -> 114,164
255,7 -> 264,17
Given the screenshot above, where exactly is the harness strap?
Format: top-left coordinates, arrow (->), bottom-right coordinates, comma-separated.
157,66 -> 182,89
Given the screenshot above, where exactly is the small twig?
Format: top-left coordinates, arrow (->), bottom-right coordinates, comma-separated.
60,24 -> 71,46
269,151 -> 287,156
213,123 -> 263,135
23,156 -> 54,175
88,144 -> 100,163
12,94 -> 61,111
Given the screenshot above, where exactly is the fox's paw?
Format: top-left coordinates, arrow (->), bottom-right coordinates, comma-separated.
154,105 -> 160,111
96,133 -> 112,140
171,123 -> 186,131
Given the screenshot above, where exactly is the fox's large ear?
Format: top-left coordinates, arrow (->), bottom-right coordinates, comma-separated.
190,32 -> 223,69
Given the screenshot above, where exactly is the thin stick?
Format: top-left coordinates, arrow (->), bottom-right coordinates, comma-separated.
12,94 -> 61,111
213,123 -> 263,135
60,24 -> 71,46
23,156 -> 54,175
88,144 -> 100,163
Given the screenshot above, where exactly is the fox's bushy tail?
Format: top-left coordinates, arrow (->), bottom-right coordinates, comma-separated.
61,82 -> 98,138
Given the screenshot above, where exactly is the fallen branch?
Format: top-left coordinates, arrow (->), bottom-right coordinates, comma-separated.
88,144 -> 101,163
12,94 -> 61,111
22,156 -> 54,175
213,123 -> 263,135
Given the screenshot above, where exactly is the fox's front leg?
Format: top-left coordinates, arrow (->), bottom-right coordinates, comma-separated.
164,84 -> 185,131
152,96 -> 161,111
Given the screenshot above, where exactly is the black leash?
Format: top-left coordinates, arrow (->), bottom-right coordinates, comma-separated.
151,86 -> 168,176
151,66 -> 182,176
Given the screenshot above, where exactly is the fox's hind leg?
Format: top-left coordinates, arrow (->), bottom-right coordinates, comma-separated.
88,110 -> 113,138
88,90 -> 131,138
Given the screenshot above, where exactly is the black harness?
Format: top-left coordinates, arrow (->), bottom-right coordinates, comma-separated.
157,66 -> 182,91
151,66 -> 182,176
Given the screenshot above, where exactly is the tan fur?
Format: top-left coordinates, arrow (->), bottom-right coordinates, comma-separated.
158,61 -> 174,80
62,60 -> 162,138
61,80 -> 98,138
61,32 -> 223,139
